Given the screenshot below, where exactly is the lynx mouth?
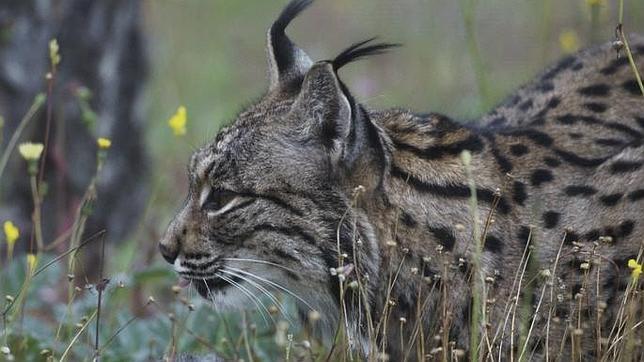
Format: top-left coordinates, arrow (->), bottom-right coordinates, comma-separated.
189,275 -> 242,299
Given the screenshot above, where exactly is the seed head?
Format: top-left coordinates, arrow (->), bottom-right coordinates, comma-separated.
49,39 -> 61,66
308,310 -> 321,322
540,269 -> 551,278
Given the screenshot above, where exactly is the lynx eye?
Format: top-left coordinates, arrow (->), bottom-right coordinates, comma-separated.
201,188 -> 237,212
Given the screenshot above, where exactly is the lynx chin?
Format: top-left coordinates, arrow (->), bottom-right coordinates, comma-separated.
160,0 -> 644,359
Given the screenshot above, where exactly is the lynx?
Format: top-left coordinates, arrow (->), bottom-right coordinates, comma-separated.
159,0 -> 643,359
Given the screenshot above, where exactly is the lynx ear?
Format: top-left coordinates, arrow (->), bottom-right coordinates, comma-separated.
267,0 -> 313,90
291,62 -> 352,150
290,39 -> 400,152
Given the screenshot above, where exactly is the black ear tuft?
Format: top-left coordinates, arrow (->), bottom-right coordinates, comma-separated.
267,0 -> 314,89
332,38 -> 401,71
271,0 -> 314,36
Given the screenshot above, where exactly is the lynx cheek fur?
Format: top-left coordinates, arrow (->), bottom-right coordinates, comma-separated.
159,0 -> 643,359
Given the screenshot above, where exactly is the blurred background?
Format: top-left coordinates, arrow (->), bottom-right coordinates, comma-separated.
146,0 -> 644,225
0,0 -> 643,360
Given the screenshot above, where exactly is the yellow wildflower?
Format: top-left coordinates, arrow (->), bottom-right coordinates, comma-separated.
4,221 -> 19,259
628,259 -> 642,280
3,221 -> 18,245
4,221 -> 18,260
96,138 -> 111,172
168,106 -> 187,136
97,137 -> 112,149
18,142 -> 44,161
26,253 -> 38,273
559,30 -> 580,54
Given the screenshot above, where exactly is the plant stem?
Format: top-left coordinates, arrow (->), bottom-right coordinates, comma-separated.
2,231 -> 103,318
616,25 -> 644,97
94,235 -> 106,359
59,309 -> 97,362
459,0 -> 491,111
38,68 -> 57,190
0,94 -> 46,183
589,2 -> 601,43
462,150 -> 482,362
67,178 -> 97,286
98,314 -> 140,354
539,0 -> 553,65
29,174 -> 44,252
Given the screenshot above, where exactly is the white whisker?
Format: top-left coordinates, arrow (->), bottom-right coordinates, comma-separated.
223,257 -> 300,275
202,277 -> 214,303
226,266 -> 315,312
216,273 -> 274,326
221,268 -> 295,326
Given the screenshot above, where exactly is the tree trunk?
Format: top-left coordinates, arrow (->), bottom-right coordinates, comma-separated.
0,0 -> 148,276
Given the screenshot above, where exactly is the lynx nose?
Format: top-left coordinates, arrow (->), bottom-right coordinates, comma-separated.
159,242 -> 179,264
159,221 -> 184,264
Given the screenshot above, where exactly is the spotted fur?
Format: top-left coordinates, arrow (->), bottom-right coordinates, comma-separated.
159,0 -> 643,359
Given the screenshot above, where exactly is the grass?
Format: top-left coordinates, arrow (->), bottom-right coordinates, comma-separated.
0,0 -> 643,361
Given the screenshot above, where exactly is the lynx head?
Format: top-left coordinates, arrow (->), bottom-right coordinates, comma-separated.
159,0 -> 396,327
